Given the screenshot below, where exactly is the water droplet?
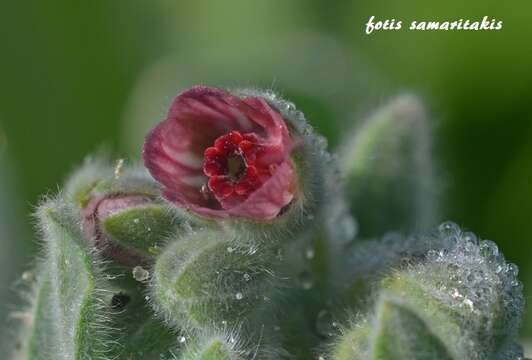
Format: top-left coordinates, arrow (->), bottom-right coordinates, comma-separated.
144,295 -> 150,301
285,101 -> 295,111
227,246 -> 235,253
450,288 -> 463,299
463,298 -> 474,310
200,184 -> 211,201
235,292 -> 243,300
305,247 -> 315,260
243,273 -> 251,282
21,271 -> 33,281
221,320 -> 227,326
479,240 -> 499,261
298,271 -> 314,290
133,218 -> 140,224
426,249 -> 439,261
178,336 -> 186,343
315,310 -> 336,337
438,221 -> 458,236
462,231 -> 478,245
132,266 -> 150,282
506,263 -> 519,277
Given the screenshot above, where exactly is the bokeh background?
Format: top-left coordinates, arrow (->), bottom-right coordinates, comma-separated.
1,0 -> 532,344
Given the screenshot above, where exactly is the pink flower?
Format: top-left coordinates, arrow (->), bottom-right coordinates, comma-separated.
143,86 -> 297,220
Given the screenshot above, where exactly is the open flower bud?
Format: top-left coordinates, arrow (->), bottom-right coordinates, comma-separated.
143,86 -> 328,224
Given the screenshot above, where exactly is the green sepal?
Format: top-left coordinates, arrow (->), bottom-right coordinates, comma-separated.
151,228 -> 278,332
372,296 -> 453,360
19,200 -> 111,360
339,94 -> 437,236
101,203 -> 177,256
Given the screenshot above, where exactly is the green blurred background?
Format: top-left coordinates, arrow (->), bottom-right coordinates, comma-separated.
1,0 -> 531,342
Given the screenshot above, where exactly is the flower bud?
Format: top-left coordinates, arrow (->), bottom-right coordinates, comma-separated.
330,223 -> 525,360
67,159 -> 179,266
82,193 -> 175,266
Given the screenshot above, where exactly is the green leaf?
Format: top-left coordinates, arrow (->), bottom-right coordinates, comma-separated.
339,94 -> 437,236
20,202 -> 111,360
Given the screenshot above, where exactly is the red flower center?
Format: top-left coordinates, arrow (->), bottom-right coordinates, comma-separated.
203,131 -> 274,201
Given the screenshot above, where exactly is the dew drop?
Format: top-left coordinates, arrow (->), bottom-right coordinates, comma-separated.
243,273 -> 251,282
298,271 -> 314,290
505,263 -> 519,277
235,292 -> 243,300
21,271 -> 33,282
285,101 -> 295,111
462,231 -> 478,245
227,246 -> 235,253
304,247 -> 315,260
315,310 -> 336,337
463,298 -> 474,311
438,221 -> 458,236
132,266 -> 150,282
133,218 -> 140,224
178,336 -> 186,344
479,240 -> 499,261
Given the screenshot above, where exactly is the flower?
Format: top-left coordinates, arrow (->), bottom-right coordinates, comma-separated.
143,86 -> 297,220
